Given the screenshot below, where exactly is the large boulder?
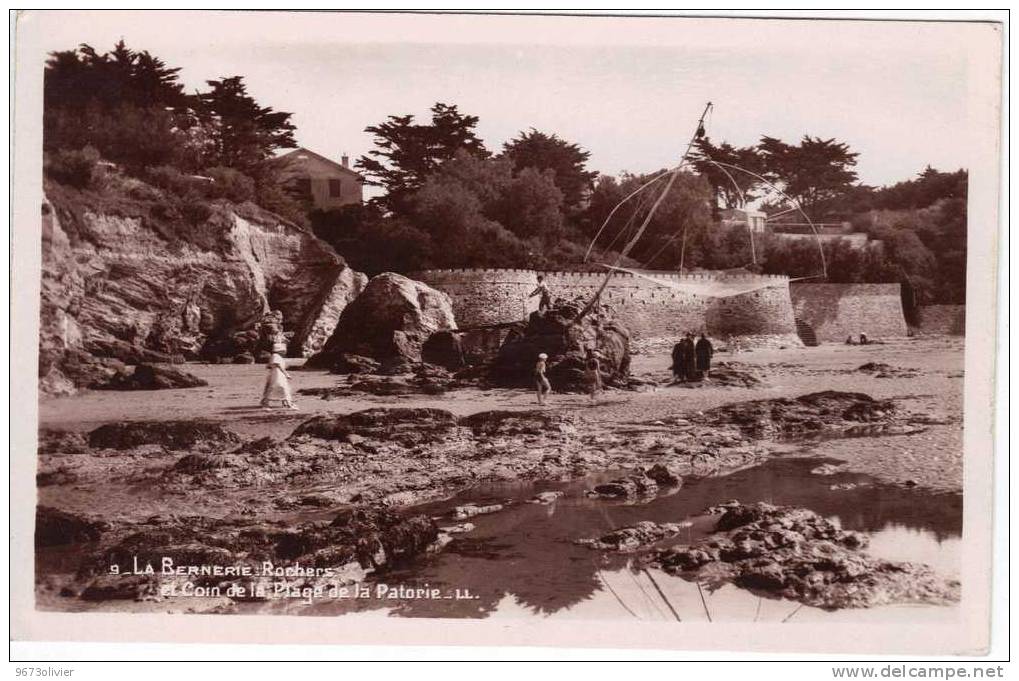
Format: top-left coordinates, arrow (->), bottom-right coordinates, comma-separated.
307,273 -> 456,369
290,267 -> 369,357
488,299 -> 630,392
95,364 -> 208,390
39,347 -> 126,396
421,330 -> 465,371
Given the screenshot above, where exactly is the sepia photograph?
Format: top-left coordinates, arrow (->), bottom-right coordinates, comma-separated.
9,9 -> 1006,661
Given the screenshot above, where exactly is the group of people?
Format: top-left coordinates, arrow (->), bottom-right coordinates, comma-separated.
846,332 -> 870,345
671,332 -> 714,382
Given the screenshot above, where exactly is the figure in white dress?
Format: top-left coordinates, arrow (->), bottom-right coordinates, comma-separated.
261,352 -> 297,409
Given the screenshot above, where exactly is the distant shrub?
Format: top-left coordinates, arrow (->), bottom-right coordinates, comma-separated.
123,178 -> 163,202
178,189 -> 215,225
144,165 -> 197,196
204,166 -> 256,204
44,146 -> 101,188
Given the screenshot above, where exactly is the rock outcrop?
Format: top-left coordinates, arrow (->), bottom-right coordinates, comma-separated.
488,299 -> 631,391
576,521 -> 688,552
421,330 -> 466,371
307,273 -> 456,370
694,391 -> 898,439
36,506 -> 109,547
61,507 -> 441,604
588,472 -> 660,499
95,363 -> 208,390
650,502 -> 960,609
290,407 -> 459,447
290,266 -> 368,358
87,420 -> 240,451
39,179 -> 365,395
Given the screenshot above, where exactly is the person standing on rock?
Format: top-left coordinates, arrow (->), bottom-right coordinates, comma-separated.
583,348 -> 603,402
261,352 -> 298,410
696,333 -> 714,378
534,352 -> 552,406
530,275 -> 553,314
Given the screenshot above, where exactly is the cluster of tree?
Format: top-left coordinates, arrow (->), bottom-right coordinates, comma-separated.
848,167 -> 967,305
319,103 -> 785,274
317,102 -> 968,309
313,104 -> 608,273
692,135 -> 860,221
43,41 -> 303,222
692,133 -> 966,305
43,42 -> 967,306
750,198 -> 964,306
580,171 -> 718,269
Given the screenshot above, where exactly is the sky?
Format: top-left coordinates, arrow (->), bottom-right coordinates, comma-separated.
22,11 -> 995,189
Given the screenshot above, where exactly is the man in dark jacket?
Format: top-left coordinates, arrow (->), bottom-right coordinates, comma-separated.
695,333 -> 714,377
671,341 -> 686,381
682,333 -> 698,381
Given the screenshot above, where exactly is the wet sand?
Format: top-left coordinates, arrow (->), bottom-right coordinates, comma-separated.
38,336 -> 965,493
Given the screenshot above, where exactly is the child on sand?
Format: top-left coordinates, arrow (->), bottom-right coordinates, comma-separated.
261,352 -> 298,410
534,353 -> 552,406
583,349 -> 602,402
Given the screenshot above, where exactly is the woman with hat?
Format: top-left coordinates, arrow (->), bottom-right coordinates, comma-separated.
260,336 -> 298,410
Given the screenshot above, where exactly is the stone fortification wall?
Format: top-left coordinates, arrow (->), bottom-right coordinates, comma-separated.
790,283 -> 908,342
915,305 -> 966,336
407,269 -> 537,327
411,268 -> 800,343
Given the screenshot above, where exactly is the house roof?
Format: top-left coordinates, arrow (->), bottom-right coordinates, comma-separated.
275,146 -> 363,179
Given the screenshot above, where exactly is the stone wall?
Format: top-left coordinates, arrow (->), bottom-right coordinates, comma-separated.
790,283 -> 908,342
407,269 -> 535,327
412,268 -> 801,344
915,305 -> 966,336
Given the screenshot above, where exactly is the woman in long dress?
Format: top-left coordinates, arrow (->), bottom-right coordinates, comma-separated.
261,353 -> 297,409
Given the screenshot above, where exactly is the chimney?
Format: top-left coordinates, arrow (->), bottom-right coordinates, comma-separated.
341,153 -> 349,168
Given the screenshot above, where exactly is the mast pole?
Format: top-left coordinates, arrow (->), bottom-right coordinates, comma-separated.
574,102 -> 713,323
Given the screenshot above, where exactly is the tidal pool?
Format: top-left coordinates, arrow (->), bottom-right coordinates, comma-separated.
265,456 -> 961,622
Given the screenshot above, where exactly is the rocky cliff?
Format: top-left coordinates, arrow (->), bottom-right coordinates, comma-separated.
40,178 -> 364,395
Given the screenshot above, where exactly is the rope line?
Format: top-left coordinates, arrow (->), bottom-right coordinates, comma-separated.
583,170 -> 673,262
703,158 -> 827,279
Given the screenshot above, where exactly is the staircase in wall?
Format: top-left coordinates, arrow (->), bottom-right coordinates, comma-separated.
794,317 -> 819,346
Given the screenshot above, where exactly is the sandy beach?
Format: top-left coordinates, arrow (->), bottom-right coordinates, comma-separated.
38,335 -> 965,496
32,335 -> 967,621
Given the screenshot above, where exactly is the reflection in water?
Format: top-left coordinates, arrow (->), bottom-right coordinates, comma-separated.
262,456 -> 961,622
862,524 -> 961,575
